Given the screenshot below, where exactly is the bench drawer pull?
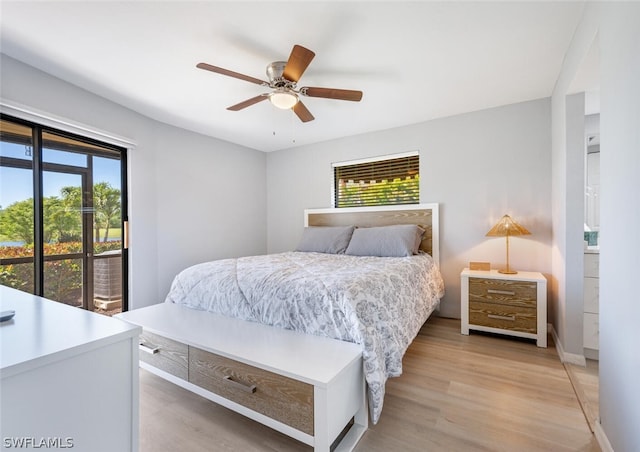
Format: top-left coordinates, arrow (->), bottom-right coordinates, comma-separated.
488,314 -> 516,321
223,375 -> 257,394
487,289 -> 516,296
139,342 -> 160,354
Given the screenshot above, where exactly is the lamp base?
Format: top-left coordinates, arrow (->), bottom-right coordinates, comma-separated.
498,269 -> 518,274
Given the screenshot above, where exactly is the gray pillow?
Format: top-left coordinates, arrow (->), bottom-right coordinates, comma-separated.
295,226 -> 355,254
345,224 -> 425,257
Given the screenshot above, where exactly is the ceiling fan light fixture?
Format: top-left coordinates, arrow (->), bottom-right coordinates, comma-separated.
269,90 -> 298,109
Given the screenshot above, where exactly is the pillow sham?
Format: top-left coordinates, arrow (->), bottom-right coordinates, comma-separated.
345,224 -> 425,257
295,226 -> 355,254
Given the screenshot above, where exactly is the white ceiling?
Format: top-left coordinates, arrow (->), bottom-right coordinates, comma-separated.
0,1 -> 584,152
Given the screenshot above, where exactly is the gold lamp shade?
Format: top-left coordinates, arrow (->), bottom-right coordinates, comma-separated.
486,214 -> 531,274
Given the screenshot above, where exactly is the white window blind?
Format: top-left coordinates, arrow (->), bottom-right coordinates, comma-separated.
333,153 -> 419,208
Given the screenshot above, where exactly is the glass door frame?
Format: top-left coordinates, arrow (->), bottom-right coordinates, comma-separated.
0,114 -> 129,312
42,162 -> 92,309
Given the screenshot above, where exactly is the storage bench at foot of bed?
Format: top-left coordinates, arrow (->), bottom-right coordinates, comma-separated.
117,303 -> 367,452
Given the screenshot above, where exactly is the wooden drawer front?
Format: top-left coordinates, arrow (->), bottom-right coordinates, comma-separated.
189,347 -> 314,436
469,301 -> 536,334
139,331 -> 188,380
469,278 -> 537,308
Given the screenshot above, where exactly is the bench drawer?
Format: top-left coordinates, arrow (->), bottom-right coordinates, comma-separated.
469,301 -> 537,334
189,346 -> 314,435
139,331 -> 188,380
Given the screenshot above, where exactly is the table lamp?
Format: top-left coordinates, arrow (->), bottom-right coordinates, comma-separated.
486,214 -> 531,274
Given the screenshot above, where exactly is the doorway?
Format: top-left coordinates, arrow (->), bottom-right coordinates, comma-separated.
564,32 -> 601,434
0,116 -> 128,315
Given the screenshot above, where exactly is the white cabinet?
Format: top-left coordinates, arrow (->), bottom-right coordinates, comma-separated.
0,286 -> 141,452
583,252 -> 599,353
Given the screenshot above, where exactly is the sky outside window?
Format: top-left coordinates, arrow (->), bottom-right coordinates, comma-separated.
1,152 -> 120,208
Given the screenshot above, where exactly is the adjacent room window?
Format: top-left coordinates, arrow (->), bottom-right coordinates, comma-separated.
333,152 -> 419,207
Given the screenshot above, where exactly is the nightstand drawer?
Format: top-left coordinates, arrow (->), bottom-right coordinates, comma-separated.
469,301 -> 537,334
469,277 -> 537,308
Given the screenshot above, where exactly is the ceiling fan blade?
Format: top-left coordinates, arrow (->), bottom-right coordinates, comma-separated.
196,62 -> 268,86
283,45 -> 316,82
293,101 -> 315,123
227,94 -> 269,111
301,87 -> 363,102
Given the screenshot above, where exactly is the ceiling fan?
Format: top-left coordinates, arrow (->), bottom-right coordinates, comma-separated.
196,44 -> 363,123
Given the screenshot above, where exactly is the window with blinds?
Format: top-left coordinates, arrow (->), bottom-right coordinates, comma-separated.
333,153 -> 419,208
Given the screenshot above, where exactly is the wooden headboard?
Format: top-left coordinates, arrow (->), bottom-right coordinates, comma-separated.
304,203 -> 440,266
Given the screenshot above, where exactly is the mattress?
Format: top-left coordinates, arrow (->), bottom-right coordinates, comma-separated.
165,251 -> 444,423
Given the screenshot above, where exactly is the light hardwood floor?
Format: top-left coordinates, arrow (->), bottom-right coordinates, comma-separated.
565,359 -> 600,433
139,317 -> 600,452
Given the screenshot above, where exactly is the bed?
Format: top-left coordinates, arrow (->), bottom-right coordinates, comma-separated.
164,203 -> 444,425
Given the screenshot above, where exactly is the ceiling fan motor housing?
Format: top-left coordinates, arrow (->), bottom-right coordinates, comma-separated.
266,61 -> 294,88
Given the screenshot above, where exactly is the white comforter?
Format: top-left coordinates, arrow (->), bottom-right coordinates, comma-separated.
165,251 -> 444,424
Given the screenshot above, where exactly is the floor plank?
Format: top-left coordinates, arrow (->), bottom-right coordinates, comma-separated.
139,316 -> 599,451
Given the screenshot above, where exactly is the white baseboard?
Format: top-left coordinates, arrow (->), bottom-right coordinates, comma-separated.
594,419 -> 614,452
549,323 -> 586,366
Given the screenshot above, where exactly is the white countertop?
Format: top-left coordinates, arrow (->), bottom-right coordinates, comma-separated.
0,286 -> 140,378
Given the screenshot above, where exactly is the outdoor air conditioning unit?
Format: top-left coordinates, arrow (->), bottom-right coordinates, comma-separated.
94,250 -> 122,310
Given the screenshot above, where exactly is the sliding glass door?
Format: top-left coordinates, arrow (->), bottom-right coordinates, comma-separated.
0,120 -> 35,294
0,116 -> 128,315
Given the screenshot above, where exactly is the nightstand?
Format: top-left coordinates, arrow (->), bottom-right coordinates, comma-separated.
461,268 -> 547,347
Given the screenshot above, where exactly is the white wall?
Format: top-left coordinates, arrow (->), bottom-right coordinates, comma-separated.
0,54 -> 267,307
267,99 -> 552,318
154,125 -> 267,296
549,5 -> 599,361
598,4 -> 640,450
552,3 -> 640,450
